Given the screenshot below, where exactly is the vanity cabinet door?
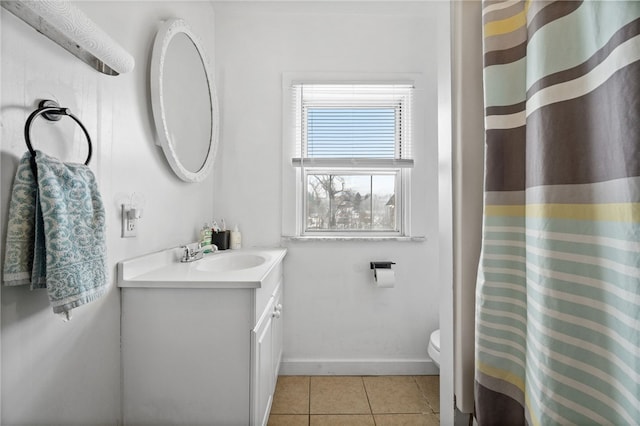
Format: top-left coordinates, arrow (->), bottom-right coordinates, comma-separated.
272,282 -> 283,383
251,296 -> 275,426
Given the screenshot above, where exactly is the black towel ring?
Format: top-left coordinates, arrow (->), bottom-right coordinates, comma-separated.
24,100 -> 93,166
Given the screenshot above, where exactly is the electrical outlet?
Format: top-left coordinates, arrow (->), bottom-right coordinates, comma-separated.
121,205 -> 137,238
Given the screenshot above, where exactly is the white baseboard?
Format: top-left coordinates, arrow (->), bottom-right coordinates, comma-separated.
279,358 -> 439,376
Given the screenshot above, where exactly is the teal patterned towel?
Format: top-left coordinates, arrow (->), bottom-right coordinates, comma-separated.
3,151 -> 108,316
3,153 -> 40,287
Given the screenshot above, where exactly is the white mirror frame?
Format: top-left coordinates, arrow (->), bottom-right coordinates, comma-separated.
150,19 -> 219,183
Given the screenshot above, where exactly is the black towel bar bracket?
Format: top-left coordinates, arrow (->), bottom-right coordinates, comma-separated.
24,100 -> 93,177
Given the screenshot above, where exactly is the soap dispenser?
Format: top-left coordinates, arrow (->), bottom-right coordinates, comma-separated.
230,225 -> 242,250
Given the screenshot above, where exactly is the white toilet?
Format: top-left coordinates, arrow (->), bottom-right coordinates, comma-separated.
428,329 -> 441,368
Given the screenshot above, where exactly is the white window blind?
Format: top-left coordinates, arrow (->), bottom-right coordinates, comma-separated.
292,84 -> 414,168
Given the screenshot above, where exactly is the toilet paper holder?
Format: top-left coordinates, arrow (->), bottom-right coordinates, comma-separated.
370,261 -> 396,288
370,261 -> 395,270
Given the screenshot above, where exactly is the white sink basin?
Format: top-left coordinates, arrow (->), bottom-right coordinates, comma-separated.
195,253 -> 267,272
117,247 -> 287,289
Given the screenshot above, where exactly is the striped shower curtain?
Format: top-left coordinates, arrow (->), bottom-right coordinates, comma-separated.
475,1 -> 640,425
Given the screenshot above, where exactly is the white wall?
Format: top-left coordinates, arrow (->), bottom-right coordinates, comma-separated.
0,2 -> 217,424
213,1 -> 445,375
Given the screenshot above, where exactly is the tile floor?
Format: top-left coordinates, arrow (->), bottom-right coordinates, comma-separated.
268,375 -> 440,426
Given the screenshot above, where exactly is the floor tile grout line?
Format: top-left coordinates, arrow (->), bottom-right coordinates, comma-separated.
412,375 -> 430,412
361,376 -> 378,425
307,376 -> 311,425
360,377 -> 375,425
414,374 -> 439,415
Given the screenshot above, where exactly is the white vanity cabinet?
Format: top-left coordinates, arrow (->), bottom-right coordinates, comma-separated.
118,248 -> 286,426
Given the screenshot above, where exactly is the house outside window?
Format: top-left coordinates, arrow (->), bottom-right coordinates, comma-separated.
290,83 -> 414,237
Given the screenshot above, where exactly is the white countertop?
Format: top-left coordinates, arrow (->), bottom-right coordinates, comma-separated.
117,247 -> 287,289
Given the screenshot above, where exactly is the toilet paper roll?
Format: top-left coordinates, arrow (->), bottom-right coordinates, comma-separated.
374,269 -> 395,288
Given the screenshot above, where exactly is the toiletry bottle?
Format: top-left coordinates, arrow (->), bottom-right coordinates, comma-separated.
230,225 -> 242,250
200,223 -> 212,247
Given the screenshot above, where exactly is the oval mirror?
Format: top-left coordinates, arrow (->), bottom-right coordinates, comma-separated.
150,19 -> 219,182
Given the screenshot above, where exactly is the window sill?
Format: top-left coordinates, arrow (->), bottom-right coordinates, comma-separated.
281,235 -> 426,242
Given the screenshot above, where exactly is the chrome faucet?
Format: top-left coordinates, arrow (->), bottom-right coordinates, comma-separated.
180,244 -> 218,263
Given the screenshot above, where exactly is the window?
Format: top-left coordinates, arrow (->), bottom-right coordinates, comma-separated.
291,83 -> 414,236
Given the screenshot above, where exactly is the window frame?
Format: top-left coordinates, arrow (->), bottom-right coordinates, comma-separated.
282,73 -> 423,240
